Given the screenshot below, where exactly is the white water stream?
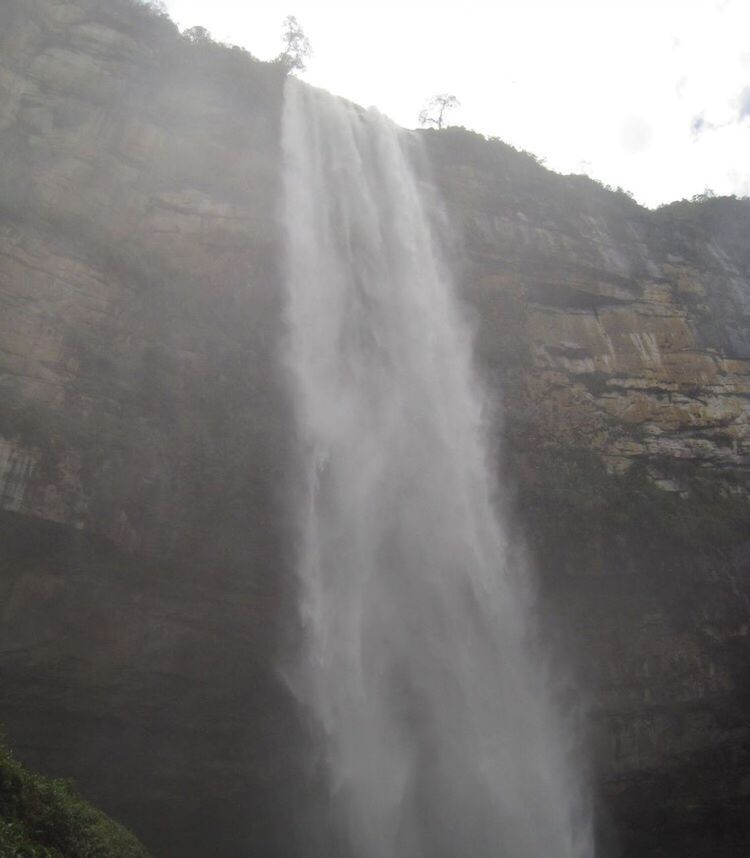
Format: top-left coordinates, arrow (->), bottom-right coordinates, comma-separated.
281,78 -> 592,858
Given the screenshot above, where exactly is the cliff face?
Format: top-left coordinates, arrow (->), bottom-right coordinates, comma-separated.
426,131 -> 750,487
427,134 -> 750,855
0,2 -> 749,857
0,3 -> 300,855
425,137 -> 750,855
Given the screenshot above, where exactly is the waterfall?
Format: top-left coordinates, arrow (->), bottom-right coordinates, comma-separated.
281,78 -> 592,858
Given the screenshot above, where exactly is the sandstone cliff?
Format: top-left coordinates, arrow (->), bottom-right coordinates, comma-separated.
426,131 -> 750,855
0,1 -> 748,856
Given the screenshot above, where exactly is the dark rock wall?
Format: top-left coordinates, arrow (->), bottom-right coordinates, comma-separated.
0,2 -> 302,855
1,2 -> 749,856
423,131 -> 750,856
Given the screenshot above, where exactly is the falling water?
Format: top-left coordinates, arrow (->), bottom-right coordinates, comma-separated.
281,79 -> 592,858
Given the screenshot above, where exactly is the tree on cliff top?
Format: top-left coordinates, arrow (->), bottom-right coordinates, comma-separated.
136,0 -> 168,17
276,15 -> 312,73
419,94 -> 460,129
183,25 -> 213,45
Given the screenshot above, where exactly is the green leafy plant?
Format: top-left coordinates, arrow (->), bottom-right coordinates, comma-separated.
0,736 -> 150,858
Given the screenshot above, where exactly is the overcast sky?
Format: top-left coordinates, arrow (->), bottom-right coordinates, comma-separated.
163,0 -> 750,208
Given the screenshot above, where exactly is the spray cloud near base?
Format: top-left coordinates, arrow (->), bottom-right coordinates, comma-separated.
281,77 -> 593,858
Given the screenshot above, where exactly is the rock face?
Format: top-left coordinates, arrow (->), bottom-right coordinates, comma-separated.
425,131 -> 750,488
426,133 -> 750,856
0,2 -> 748,856
425,135 -> 750,857
0,3 -> 300,855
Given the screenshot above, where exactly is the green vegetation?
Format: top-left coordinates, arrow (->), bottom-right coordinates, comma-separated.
656,194 -> 750,264
134,0 -> 170,20
136,0 -> 311,76
521,448 -> 750,551
420,124 -> 642,224
657,192 -> 750,227
0,736 -> 150,858
125,0 -> 280,91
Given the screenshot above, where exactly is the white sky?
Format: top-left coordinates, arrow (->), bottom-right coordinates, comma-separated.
163,0 -> 750,208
